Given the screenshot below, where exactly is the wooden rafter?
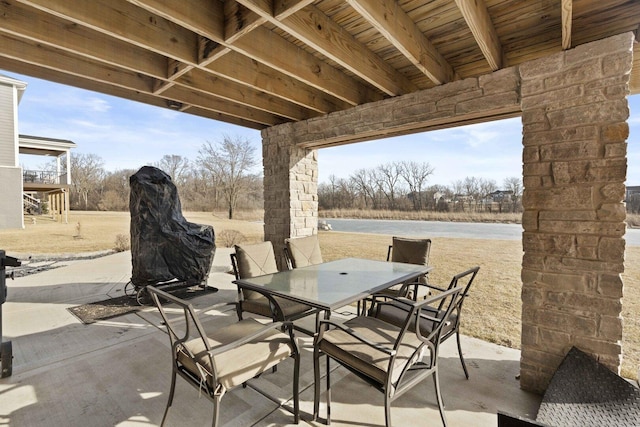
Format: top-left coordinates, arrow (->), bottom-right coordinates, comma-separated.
561,0 -> 573,50
454,0 -> 503,71
224,25 -> 383,105
205,52 -> 352,114
236,0 -> 416,96
176,69 -> 316,121
0,0 -> 166,79
124,0 -> 381,108
17,0 -> 199,64
346,0 -> 456,85
0,0 -> 636,129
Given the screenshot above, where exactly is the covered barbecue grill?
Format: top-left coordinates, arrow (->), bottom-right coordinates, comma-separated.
128,166 -> 216,304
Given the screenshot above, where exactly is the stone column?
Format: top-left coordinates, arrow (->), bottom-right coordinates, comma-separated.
261,124 -> 318,268
519,33 -> 634,393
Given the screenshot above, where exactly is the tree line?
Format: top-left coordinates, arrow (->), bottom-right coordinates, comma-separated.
62,135 -> 262,219
41,136 -> 526,217
319,161 -> 524,213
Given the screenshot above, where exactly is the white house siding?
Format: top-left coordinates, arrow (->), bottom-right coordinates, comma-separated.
0,167 -> 24,229
0,83 -> 18,167
0,76 -> 24,229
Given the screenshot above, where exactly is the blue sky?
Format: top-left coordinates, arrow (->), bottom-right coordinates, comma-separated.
6,71 -> 640,187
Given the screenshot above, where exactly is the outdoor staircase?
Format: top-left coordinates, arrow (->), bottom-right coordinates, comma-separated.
23,193 -> 41,214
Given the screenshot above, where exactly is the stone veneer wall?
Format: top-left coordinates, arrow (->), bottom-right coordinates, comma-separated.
519,32 -> 634,393
261,122 -> 318,267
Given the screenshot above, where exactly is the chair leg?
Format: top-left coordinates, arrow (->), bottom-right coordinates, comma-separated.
160,369 -> 177,427
384,393 -> 392,427
313,345 -> 321,421
326,355 -> 331,424
432,369 -> 448,427
236,302 -> 243,321
456,331 -> 469,379
293,351 -> 300,424
211,395 -> 221,427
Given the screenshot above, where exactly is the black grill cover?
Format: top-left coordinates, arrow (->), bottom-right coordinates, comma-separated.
129,166 -> 215,287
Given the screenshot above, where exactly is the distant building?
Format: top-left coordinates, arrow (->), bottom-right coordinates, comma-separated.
486,190 -> 513,203
0,74 -> 75,229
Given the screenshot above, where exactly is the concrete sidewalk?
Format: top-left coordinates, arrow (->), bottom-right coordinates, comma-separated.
0,249 -> 541,426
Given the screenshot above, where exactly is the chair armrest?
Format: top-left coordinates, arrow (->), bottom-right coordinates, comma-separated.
371,294 -> 414,307
418,283 -> 447,293
318,319 -> 396,356
206,321 -> 296,356
233,282 -> 288,321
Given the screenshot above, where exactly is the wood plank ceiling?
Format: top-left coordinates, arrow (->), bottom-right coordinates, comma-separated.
0,0 -> 638,132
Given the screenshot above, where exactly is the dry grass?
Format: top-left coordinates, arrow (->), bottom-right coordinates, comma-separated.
2,210 -> 638,379
321,208 -> 522,223
1,211 -> 265,255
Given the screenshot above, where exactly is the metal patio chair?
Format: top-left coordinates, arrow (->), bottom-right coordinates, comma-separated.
284,234 -> 323,270
360,236 -> 432,315
313,285 -> 464,427
231,241 -> 315,323
384,236 -> 432,298
371,266 -> 480,379
148,285 -> 300,427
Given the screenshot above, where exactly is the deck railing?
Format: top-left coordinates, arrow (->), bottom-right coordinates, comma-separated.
23,170 -> 67,185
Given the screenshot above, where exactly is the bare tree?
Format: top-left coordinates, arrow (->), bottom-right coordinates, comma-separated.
503,176 -> 523,212
99,169 -> 137,211
70,153 -> 106,210
374,162 -> 405,210
462,176 -> 481,211
197,135 -> 258,219
398,160 -> 434,210
479,178 -> 498,212
450,180 -> 465,211
155,154 -> 191,186
350,168 -> 378,209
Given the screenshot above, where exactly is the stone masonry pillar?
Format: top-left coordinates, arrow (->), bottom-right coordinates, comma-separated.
519,33 -> 634,393
261,124 -> 319,268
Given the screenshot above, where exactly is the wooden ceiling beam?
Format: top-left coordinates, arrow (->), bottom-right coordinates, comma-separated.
162,85 -> 285,126
177,69 -> 317,121
454,0 -> 503,70
0,32 -> 281,127
561,0 -> 573,49
346,0 -> 456,85
125,0 -> 224,40
227,26 -> 383,105
206,51 -> 352,114
16,0 -> 199,64
236,0 -> 416,96
0,33 -> 154,93
224,1 -> 266,43
274,0 -> 315,20
0,1 -> 167,79
120,0 -> 382,109
0,55 -> 268,128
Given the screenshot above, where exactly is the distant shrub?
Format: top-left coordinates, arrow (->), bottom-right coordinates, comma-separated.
217,229 -> 245,247
114,234 -> 130,252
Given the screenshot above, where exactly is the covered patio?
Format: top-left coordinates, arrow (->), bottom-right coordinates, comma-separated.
1,0 -> 640,421
1,249 -> 541,426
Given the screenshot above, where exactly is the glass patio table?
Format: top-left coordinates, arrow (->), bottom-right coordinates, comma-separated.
232,257 -> 432,319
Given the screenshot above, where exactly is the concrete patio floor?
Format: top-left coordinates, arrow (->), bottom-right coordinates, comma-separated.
0,249 -> 541,426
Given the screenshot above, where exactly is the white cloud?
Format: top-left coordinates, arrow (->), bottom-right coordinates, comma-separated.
86,97 -> 111,113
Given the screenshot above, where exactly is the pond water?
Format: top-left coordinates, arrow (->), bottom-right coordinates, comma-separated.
325,218 -> 640,247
